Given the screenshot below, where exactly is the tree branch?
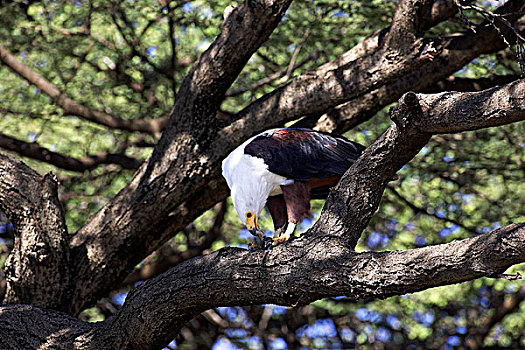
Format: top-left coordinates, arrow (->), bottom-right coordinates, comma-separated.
1,223 -> 523,349
305,0 -> 525,133
222,32 -> 436,144
315,0 -> 473,75
387,0 -> 435,47
102,223 -> 524,349
413,79 -> 525,134
0,133 -> 142,172
0,154 -> 71,312
310,80 -> 524,250
0,45 -> 166,135
312,91 -> 432,247
0,305 -> 91,349
65,0 -> 293,316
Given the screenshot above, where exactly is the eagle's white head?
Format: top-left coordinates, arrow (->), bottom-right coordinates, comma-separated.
222,133 -> 290,236
222,146 -> 268,236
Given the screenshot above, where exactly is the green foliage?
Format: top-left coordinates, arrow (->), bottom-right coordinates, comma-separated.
0,0 -> 523,348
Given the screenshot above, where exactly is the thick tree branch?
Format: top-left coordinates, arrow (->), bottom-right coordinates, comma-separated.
311,92 -> 431,247
222,35 -> 436,147
387,0 -> 435,47
65,0 -> 293,315
414,79 -> 525,133
0,45 -> 166,135
101,223 -> 524,350
0,133 -> 142,172
1,223 -> 523,349
0,305 -> 91,349
309,80 -> 524,249
315,0 -> 473,75
0,154 -> 71,311
240,1 -> 489,133
303,0 -> 525,133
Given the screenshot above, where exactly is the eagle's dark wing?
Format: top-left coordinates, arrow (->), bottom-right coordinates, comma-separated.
244,128 -> 365,182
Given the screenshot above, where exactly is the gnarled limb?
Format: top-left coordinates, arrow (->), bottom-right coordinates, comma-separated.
95,223 -> 524,349
0,154 -> 71,312
302,0 -> 525,133
0,133 -> 142,172
314,80 -> 525,247
1,222 -> 523,349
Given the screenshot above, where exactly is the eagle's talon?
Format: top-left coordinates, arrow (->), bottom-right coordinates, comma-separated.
272,232 -> 291,246
272,223 -> 295,246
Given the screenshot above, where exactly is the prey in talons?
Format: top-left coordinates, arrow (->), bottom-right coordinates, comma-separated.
248,236 -> 274,250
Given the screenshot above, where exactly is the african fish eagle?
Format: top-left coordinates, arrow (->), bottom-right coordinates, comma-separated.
222,128 -> 366,246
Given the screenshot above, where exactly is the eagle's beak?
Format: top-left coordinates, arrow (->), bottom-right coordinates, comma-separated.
246,212 -> 263,238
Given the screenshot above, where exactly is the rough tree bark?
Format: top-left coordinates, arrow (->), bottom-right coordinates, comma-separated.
0,0 -> 524,349
0,156 -> 70,312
